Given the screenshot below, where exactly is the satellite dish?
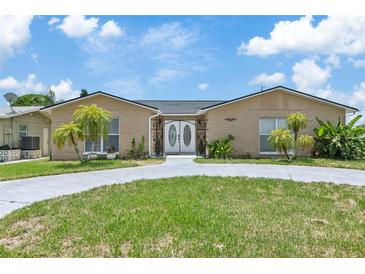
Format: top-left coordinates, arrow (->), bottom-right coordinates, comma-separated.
3,92 -> 18,113
4,92 -> 18,104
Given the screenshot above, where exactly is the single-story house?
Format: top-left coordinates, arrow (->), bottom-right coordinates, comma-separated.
0,106 -> 51,160
40,86 -> 358,160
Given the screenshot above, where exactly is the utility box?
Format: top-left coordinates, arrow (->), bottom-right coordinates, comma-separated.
20,136 -> 40,150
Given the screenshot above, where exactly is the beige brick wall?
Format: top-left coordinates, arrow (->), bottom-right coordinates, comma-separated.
49,94 -> 156,160
205,89 -> 346,157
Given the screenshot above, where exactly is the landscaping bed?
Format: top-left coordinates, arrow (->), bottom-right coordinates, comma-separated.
0,176 -> 364,257
195,157 -> 365,170
0,158 -> 164,181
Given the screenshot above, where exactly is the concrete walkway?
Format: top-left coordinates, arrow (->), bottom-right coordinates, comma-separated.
1,156 -> 365,218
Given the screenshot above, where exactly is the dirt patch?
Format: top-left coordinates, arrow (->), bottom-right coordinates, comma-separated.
336,199 -> 358,211
146,235 -> 174,253
0,216 -> 45,249
120,240 -> 133,257
212,243 -> 225,250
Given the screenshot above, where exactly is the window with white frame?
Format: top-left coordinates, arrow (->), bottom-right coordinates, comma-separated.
85,118 -> 119,153
18,124 -> 28,139
259,118 -> 287,153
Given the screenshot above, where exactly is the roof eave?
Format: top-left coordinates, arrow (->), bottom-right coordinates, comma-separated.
40,91 -> 159,113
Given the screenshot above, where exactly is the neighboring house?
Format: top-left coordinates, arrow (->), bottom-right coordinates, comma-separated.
0,106 -> 51,156
41,86 -> 358,160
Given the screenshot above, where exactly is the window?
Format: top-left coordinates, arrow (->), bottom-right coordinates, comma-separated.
85,118 -> 119,153
259,118 -> 287,153
18,125 -> 27,138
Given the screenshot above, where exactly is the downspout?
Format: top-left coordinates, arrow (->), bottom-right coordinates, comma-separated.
148,111 -> 161,157
10,117 -> 14,149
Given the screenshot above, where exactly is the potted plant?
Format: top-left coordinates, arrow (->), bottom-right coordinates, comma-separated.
106,145 -> 116,160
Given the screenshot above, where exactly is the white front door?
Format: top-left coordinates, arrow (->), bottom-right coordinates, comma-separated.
164,121 -> 196,154
42,127 -> 49,156
164,121 -> 180,153
180,121 -> 195,153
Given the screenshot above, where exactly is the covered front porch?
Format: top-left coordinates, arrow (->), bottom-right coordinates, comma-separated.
150,114 -> 207,157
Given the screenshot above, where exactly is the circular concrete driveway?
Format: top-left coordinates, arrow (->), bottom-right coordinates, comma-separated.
1,156 -> 365,218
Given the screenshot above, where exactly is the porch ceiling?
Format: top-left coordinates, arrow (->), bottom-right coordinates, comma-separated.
136,100 -> 225,114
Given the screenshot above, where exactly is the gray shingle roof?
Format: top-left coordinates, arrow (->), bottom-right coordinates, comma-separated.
0,106 -> 42,118
135,100 -> 226,114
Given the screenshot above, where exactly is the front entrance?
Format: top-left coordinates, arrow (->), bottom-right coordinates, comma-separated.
164,120 -> 196,154
42,127 -> 49,156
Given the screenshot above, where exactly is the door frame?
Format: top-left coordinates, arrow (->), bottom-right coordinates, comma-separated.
164,120 -> 196,155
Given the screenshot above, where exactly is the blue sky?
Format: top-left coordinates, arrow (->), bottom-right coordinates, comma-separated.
1,15 -> 365,117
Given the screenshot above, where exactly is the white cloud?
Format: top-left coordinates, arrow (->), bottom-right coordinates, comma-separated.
47,17 -> 60,25
197,83 -> 209,90
349,58 -> 365,68
50,79 -> 79,100
249,72 -> 286,86
0,15 -> 33,64
57,15 -> 99,38
150,68 -> 187,84
325,54 -> 341,68
238,16 -> 365,57
292,58 -> 331,92
352,82 -> 365,103
99,20 -> 123,38
0,76 -> 19,90
327,82 -> 365,124
0,74 -> 45,94
141,22 -> 197,49
0,74 -> 79,101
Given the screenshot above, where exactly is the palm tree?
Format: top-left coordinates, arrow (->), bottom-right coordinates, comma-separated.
268,117 -> 314,161
268,129 -> 293,160
53,122 -> 85,163
288,112 -> 308,141
73,104 -> 112,154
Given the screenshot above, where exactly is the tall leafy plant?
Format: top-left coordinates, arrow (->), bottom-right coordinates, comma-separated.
314,115 -> 365,160
127,136 -> 146,159
207,135 -> 234,159
127,135 -> 145,159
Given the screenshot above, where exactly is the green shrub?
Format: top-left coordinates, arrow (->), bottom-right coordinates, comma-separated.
314,115 -> 365,160
207,135 -> 234,159
127,136 -> 146,159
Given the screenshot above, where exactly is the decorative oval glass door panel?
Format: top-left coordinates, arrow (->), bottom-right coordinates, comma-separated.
169,124 -> 177,146
183,124 -> 191,146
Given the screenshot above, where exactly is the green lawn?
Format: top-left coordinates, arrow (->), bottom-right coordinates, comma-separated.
0,158 -> 164,181
0,176 -> 364,258
195,157 -> 365,170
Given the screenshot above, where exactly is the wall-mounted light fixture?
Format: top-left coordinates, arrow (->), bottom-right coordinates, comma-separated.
224,117 -> 237,122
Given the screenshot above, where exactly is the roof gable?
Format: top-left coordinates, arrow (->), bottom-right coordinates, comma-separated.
200,86 -> 358,113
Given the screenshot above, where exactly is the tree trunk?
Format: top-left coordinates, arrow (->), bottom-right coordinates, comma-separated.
70,134 -> 84,163
283,146 -> 291,161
